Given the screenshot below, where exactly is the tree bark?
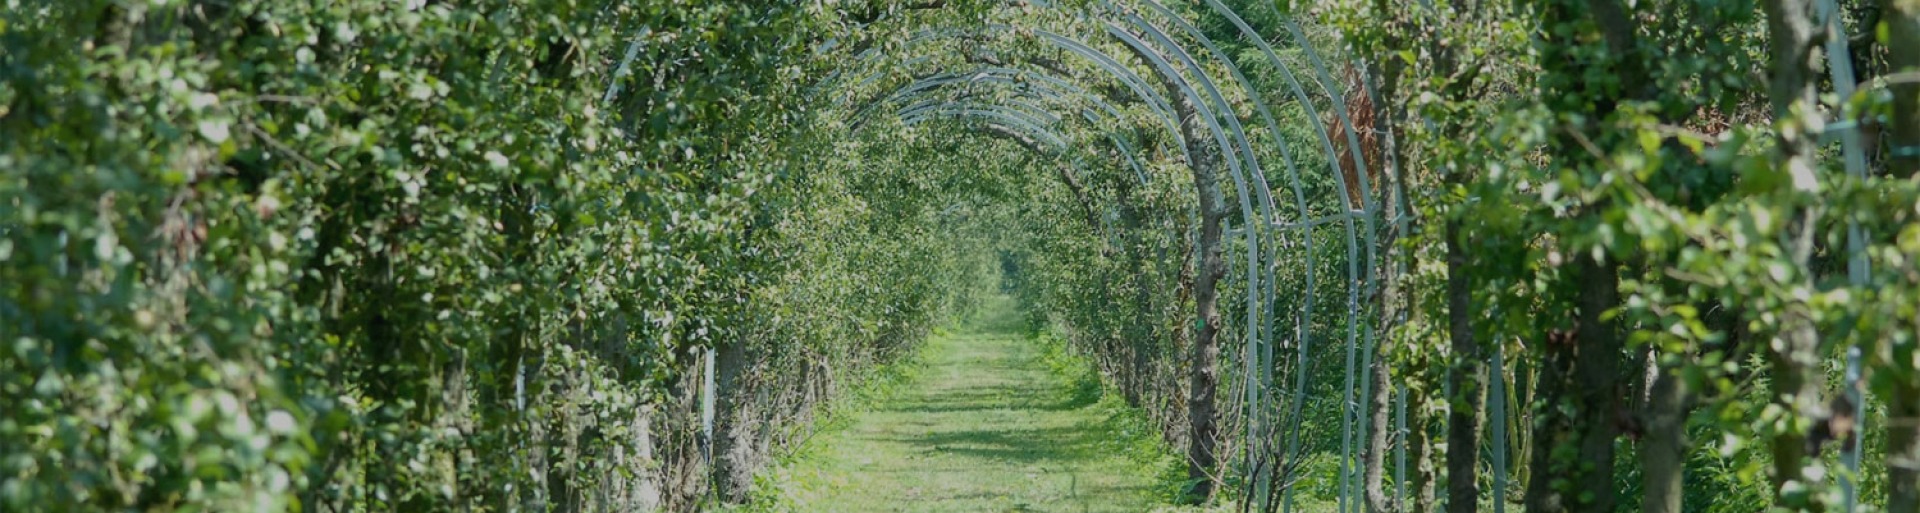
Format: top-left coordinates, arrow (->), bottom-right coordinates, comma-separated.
1571,257 -> 1622,511
1181,97 -> 1227,509
711,341 -> 758,503
1119,35 -> 1226,504
1118,181 -> 1154,409
1365,354 -> 1395,513
1639,347 -> 1690,513
1517,3 -> 1647,512
1761,0 -> 1830,510
1520,258 -> 1622,513
1364,55 -> 1408,513
1522,328 -> 1570,513
1446,216 -> 1482,513
1410,380 -> 1439,513
1638,297 -> 1738,513
1427,1 -> 1486,509
1635,358 -> 1686,513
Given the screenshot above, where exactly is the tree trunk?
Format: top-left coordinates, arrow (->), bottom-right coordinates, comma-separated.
1365,54 -> 1408,513
1120,35 -> 1226,504
1119,185 -> 1154,409
1639,351 -> 1688,513
1446,216 -> 1482,513
711,341 -> 757,503
1522,328 -> 1570,513
1518,258 -> 1622,513
1761,0 -> 1830,510
1571,257 -> 1621,511
1365,354 -> 1395,513
1410,380 -> 1439,513
1518,3 -> 1648,512
1183,106 -> 1226,507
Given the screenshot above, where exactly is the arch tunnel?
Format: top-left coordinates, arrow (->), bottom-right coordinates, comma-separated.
775,1 -> 1405,510
6,0 -> 1911,511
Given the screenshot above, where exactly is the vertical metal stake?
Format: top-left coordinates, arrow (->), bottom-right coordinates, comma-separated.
1844,346 -> 1864,513
1814,1 -> 1869,510
702,346 -> 717,465
1396,384 -> 1407,510
1490,343 -> 1507,513
1356,327 -> 1377,513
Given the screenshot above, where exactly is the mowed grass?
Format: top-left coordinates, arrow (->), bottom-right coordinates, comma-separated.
764,297 -> 1184,512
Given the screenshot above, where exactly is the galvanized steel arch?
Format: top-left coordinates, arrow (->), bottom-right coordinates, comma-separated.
844,68 -> 1161,183
798,3 -> 1400,512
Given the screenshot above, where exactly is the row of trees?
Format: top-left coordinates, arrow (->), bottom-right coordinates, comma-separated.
857,1 -> 1920,512
0,1 -> 996,510
1321,0 -> 1920,511
8,0 -> 1920,512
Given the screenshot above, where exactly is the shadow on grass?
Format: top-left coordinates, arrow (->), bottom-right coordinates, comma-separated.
862,424 -> 1106,464
881,385 -> 1100,414
765,294 -> 1183,512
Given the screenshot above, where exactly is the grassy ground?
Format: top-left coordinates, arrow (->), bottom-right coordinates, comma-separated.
746,296 -> 1191,512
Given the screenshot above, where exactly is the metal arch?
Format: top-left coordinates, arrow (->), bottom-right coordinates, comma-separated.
812,28 -> 1207,193
1012,26 -> 1188,157
1178,6 -> 1387,510
1094,6 -> 1392,511
1093,21 -> 1286,494
1289,47 -> 1374,513
896,105 -> 1129,237
1097,18 -> 1276,244
1074,13 -> 1381,508
898,96 -> 1063,126
818,26 -> 1279,206
1073,27 -> 1362,512
896,104 -> 1061,140
820,26 -> 1185,134
848,68 -> 1161,147
797,5 -> 1399,512
829,26 -> 1299,447
1275,15 -> 1381,223
840,66 -> 1181,187
892,101 -> 1134,190
1264,28 -> 1383,512
1182,0 -> 1383,225
852,67 -> 1170,150
876,78 -> 1153,185
824,39 -> 1194,186
1093,23 -> 1274,404
814,16 -> 1351,226
812,28 -> 978,99
1115,0 -> 1317,301
1006,24 -> 1263,219
965,15 -> 1369,506
813,29 -> 1190,169
1097,1 -> 1323,501
1813,0 -> 1869,511
890,93 -> 1144,184
864,27 -> 1188,152
819,0 -> 1325,468
1357,57 -> 1415,513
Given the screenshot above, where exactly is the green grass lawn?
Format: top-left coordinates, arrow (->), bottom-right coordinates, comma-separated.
751,297 -> 1193,512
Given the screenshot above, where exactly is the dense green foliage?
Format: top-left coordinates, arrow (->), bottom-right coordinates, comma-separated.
6,0 -> 1920,512
0,1 -> 979,510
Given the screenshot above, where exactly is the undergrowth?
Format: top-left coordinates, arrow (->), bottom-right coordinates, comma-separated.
712,330 -> 934,512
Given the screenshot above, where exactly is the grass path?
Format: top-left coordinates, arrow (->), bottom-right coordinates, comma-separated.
770,298 -> 1177,512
